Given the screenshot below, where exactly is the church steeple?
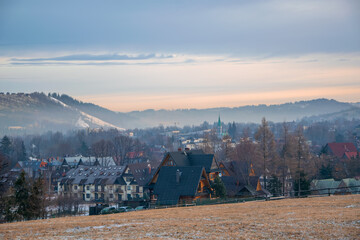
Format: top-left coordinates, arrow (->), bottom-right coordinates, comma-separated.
217,114 -> 222,138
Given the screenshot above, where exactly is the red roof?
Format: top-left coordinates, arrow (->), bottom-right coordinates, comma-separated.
327,142 -> 357,158
343,152 -> 358,160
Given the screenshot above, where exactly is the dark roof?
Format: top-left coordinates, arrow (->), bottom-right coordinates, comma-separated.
58,165 -> 126,185
325,142 -> 357,158
221,176 -> 239,197
221,175 -> 263,197
220,161 -> 259,188
154,166 -> 204,205
167,150 -> 219,173
127,161 -> 160,186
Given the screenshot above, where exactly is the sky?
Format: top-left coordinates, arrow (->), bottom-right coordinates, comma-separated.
0,0 -> 359,112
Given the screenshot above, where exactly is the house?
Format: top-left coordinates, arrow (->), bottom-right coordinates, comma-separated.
322,142 -> 358,159
153,166 -> 212,205
125,151 -> 148,164
310,178 -> 341,195
335,178 -> 360,195
149,149 -> 220,186
127,161 -> 159,187
57,165 -> 143,203
220,161 -> 271,198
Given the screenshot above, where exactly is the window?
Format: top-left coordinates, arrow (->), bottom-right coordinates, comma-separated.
74,185 -> 78,190
86,193 -> 90,198
95,193 -> 98,199
110,194 -> 114,199
118,194 -> 122,201
136,186 -> 139,193
86,186 -> 90,190
127,186 -> 131,190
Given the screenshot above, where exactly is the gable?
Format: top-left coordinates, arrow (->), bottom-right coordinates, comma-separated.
326,142 -> 358,158
154,166 -> 204,202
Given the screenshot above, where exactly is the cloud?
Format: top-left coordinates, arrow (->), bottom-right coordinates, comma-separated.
11,53 -> 174,62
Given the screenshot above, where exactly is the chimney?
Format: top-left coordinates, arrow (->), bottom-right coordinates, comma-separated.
176,169 -> 182,183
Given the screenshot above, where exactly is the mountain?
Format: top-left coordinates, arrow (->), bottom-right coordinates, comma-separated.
0,92 -> 124,135
126,99 -> 355,126
0,92 -> 358,135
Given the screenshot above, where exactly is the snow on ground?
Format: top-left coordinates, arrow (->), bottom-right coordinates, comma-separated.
50,96 -> 124,130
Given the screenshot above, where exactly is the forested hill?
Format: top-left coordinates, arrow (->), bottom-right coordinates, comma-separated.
0,92 -> 358,135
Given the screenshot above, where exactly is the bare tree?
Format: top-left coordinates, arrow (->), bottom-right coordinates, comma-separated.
255,117 -> 276,189
294,126 -> 310,197
91,140 -> 114,166
280,122 -> 296,195
235,129 -> 260,185
112,135 -> 134,165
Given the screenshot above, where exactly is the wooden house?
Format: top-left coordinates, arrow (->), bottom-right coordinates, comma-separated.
153,166 -> 212,205
149,149 -> 220,186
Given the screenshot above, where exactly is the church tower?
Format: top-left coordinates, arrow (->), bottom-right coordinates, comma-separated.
217,114 -> 222,138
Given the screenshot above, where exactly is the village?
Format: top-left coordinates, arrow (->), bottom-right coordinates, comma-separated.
0,116 -> 359,219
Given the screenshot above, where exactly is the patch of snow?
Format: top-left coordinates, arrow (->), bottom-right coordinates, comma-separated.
344,204 -> 357,208
65,223 -> 144,233
50,97 -> 72,109
76,117 -> 89,128
79,110 -> 125,130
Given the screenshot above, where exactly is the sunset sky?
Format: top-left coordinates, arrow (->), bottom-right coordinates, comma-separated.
0,0 -> 359,112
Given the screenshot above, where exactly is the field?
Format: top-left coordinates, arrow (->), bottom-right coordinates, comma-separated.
0,195 -> 359,239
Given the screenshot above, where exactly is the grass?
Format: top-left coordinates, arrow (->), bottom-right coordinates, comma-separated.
0,195 -> 359,239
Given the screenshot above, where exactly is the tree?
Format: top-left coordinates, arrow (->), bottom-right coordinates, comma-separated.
234,129 -> 260,185
255,118 -> 276,189
267,175 -> 282,197
0,152 -> 10,222
228,122 -> 237,140
319,164 -> 333,179
211,176 -> 226,198
13,171 -> 31,220
0,136 -> 12,157
280,122 -> 297,195
91,139 -> 114,166
293,171 -> 310,197
29,177 -> 46,219
294,126 -> 310,197
112,135 -> 134,165
79,141 -> 89,157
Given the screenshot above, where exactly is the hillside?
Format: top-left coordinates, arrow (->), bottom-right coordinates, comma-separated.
0,195 -> 358,239
0,92 -> 358,134
0,93 -> 124,135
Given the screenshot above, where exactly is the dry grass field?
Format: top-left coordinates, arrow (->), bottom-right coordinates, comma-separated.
0,195 -> 359,239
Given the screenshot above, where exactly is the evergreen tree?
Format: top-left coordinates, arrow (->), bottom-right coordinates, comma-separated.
319,164 -> 333,179
0,136 -> 12,157
212,176 -> 226,198
79,141 -> 89,157
14,171 -> 31,220
29,177 -> 45,219
267,175 -> 282,197
19,141 -> 27,161
293,171 -> 310,197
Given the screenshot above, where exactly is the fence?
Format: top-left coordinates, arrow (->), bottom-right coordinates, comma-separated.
149,185 -> 360,210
